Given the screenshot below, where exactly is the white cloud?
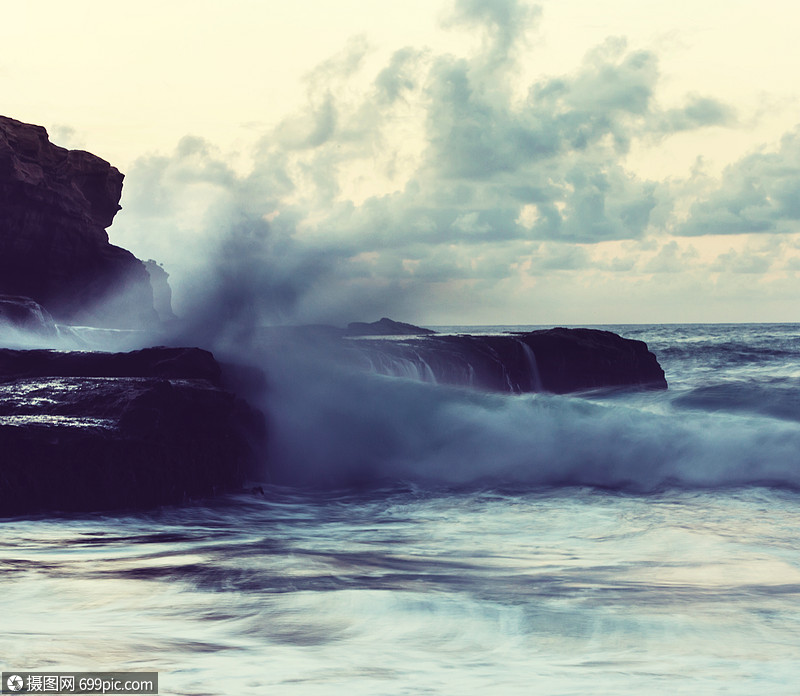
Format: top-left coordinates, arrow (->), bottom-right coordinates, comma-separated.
105,0 -> 800,325
678,126 -> 800,236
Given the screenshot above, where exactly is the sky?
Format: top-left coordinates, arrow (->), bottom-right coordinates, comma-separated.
3,0 -> 800,325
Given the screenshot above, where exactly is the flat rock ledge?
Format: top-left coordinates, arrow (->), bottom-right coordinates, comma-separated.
0,347 -> 266,516
347,327 -> 668,394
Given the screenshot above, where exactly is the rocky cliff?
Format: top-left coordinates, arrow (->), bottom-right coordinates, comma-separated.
0,115 -> 157,327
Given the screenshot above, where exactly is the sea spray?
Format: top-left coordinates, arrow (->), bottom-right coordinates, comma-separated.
3,323 -> 800,695
255,339 -> 800,492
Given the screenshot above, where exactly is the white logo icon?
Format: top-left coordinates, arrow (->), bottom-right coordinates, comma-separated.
7,674 -> 24,692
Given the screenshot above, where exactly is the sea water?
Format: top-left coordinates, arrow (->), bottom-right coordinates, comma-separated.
1,324 -> 799,695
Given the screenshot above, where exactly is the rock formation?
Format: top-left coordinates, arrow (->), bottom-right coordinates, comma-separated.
346,317 -> 436,336
347,326 -> 667,393
145,259 -> 177,322
518,328 -> 667,392
0,115 -> 158,327
0,121 -> 266,515
0,295 -> 57,337
0,346 -> 266,515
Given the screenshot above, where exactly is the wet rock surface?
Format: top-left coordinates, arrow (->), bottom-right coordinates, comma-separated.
0,347 -> 266,516
349,327 -> 667,393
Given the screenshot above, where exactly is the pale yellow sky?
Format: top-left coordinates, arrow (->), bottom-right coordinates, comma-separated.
3,0 -> 798,174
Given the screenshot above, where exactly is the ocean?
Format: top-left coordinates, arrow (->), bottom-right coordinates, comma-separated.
2,323 -> 800,695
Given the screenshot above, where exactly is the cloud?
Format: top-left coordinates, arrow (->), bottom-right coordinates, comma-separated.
423,37 -> 660,179
445,0 -> 541,70
50,124 -> 84,150
545,39 -> 657,122
655,95 -> 736,135
313,36 -> 670,253
643,240 -> 699,273
110,0 -> 754,328
375,47 -> 426,105
678,126 -> 800,236
710,249 -> 773,274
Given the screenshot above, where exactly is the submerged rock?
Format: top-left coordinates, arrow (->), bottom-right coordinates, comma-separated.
0,115 -> 158,327
0,347 -> 266,516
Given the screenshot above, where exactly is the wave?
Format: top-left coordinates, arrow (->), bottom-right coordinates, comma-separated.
255,346 -> 800,494
659,341 -> 799,369
673,378 -> 800,423
6,318 -> 799,496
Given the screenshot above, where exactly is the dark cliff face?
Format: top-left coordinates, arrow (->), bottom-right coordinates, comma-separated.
522,328 -> 667,393
0,115 -> 157,327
